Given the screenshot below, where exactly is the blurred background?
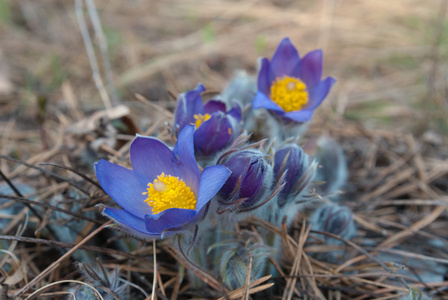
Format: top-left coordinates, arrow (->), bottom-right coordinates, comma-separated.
0,1 -> 446,150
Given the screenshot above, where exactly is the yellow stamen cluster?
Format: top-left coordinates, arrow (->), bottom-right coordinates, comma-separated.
192,113 -> 211,129
270,76 -> 308,112
143,172 -> 196,214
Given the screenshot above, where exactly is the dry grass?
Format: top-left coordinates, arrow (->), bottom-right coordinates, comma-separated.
0,0 -> 447,299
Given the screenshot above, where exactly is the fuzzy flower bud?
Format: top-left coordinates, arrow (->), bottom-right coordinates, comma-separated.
273,144 -> 316,207
215,145 -> 274,213
308,203 -> 356,263
305,136 -> 347,198
309,204 -> 356,240
208,231 -> 275,290
221,70 -> 256,107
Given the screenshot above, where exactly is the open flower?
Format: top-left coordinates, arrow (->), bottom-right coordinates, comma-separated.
174,84 -> 242,158
95,125 -> 231,239
253,38 -> 336,122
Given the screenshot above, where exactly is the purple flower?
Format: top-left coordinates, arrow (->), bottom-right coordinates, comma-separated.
95,125 -> 231,239
253,38 -> 336,122
217,149 -> 272,211
273,144 -> 316,207
174,84 -> 242,158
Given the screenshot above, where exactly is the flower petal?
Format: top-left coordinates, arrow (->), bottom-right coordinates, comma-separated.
196,164 -> 231,211
174,95 -> 188,132
298,49 -> 323,88
174,83 -> 206,131
145,208 -> 197,234
103,207 -> 159,239
308,76 -> 336,109
95,159 -> 150,219
130,136 -> 177,181
194,113 -> 233,157
283,110 -> 314,122
228,102 -> 242,122
271,38 -> 300,77
257,58 -> 275,96
204,100 -> 226,114
239,156 -> 264,199
252,91 -> 284,112
172,125 -> 200,193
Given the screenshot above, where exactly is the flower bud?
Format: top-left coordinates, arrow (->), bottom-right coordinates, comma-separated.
307,136 -> 347,197
208,231 -> 275,290
309,203 -> 356,241
217,148 -> 274,212
221,70 -> 256,107
308,203 -> 356,263
273,144 -> 316,207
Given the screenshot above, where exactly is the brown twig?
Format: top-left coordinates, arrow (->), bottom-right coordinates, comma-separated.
0,234 -> 139,259
12,220 -> 112,298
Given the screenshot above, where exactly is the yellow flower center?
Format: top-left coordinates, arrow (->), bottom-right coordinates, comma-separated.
143,172 -> 196,214
270,76 -> 308,112
192,113 -> 211,129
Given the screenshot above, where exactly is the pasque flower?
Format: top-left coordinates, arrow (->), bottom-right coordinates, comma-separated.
309,204 -> 356,239
308,136 -> 348,197
174,84 -> 242,158
95,125 -> 231,239
308,203 -> 356,263
253,38 -> 336,122
221,71 -> 256,107
217,149 -> 272,211
273,144 -> 317,207
213,136 -> 283,214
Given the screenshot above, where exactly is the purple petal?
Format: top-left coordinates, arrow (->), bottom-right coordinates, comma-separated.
271,38 -> 301,77
145,208 -> 196,234
196,165 -> 231,211
219,154 -> 251,199
252,91 -> 284,112
174,96 -> 188,132
307,76 -> 336,109
274,145 -> 305,198
298,50 -> 323,88
228,102 -> 242,122
283,110 -> 314,122
204,100 -> 226,114
95,160 -> 151,219
239,157 -> 264,199
174,84 -> 206,131
172,125 -> 200,193
194,113 -> 233,157
130,136 -> 177,181
103,207 -> 159,239
258,58 -> 275,96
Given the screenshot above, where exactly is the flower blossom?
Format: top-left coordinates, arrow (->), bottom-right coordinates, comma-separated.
95,125 -> 231,239
174,84 -> 242,158
253,38 -> 336,122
